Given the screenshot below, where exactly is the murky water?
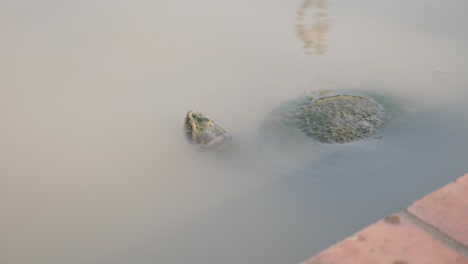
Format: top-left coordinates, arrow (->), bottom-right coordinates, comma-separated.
1,0 -> 467,263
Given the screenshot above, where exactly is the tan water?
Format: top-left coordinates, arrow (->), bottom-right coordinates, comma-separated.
1,0 -> 467,263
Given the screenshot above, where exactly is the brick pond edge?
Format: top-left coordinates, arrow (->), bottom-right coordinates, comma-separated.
301,173 -> 468,264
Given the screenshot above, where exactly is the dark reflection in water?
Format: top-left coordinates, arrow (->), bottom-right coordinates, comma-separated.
296,0 -> 332,54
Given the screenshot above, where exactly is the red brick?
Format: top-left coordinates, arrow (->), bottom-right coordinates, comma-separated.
408,173 -> 468,247
301,213 -> 468,264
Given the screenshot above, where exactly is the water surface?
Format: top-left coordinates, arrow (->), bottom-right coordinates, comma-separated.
1,0 -> 467,263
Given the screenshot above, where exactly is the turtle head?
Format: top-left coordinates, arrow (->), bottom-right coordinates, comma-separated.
184,110 -> 228,146
184,110 -> 210,143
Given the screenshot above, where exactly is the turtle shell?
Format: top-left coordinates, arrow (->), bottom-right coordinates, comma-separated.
299,95 -> 385,143
259,90 -> 400,145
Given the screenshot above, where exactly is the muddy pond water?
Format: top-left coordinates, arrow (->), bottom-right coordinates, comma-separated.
1,0 -> 467,263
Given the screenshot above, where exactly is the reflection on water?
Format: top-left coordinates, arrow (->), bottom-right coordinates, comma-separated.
1,0 -> 467,264
296,0 -> 332,54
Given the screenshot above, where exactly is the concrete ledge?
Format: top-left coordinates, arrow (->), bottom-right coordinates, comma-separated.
301,173 -> 468,264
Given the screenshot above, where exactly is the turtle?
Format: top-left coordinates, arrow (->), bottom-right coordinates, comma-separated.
183,89 -> 410,176
184,90 -> 402,148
